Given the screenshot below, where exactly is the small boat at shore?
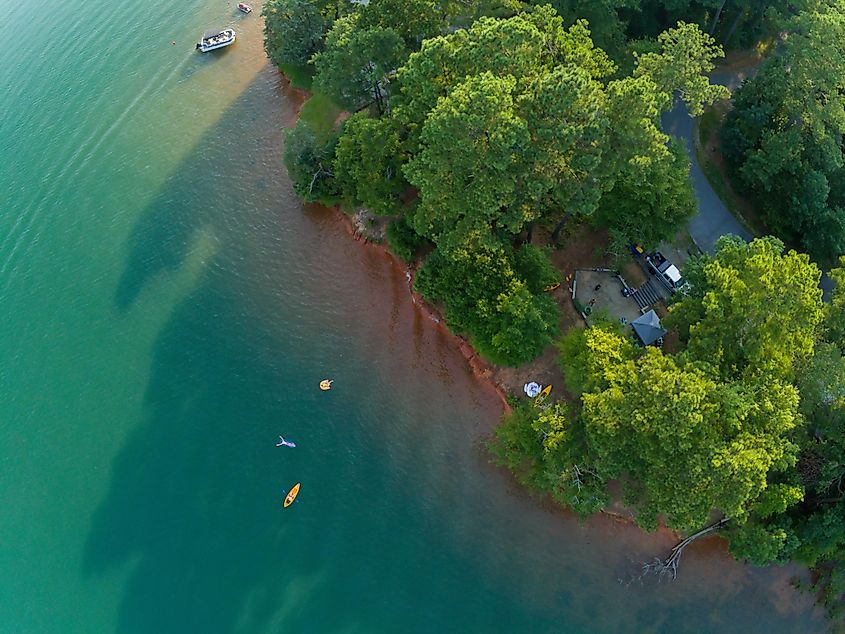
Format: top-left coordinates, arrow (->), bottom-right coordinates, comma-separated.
284,483 -> 301,508
196,28 -> 235,53
238,3 -> 253,13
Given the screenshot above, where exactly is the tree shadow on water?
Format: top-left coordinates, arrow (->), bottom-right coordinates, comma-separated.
85,275 -> 325,633
88,71 -> 337,632
112,67 -> 297,312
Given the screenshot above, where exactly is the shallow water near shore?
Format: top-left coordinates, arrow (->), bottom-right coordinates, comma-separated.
0,1 -> 826,632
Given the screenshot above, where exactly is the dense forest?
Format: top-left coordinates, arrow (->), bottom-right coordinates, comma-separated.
268,0 -> 727,364
721,2 -> 845,262
264,0 -> 845,625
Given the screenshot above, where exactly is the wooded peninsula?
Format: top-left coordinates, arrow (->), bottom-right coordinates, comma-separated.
263,0 -> 845,626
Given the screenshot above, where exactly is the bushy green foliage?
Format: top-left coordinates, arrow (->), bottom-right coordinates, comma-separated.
557,321 -> 636,396
415,234 -> 558,365
282,120 -> 341,203
633,21 -> 728,115
334,113 -> 406,215
593,140 -> 696,248
666,236 -> 824,380
492,402 -> 608,516
310,0 -> 445,114
582,345 -> 800,531
386,218 -> 426,263
544,0 -> 821,53
263,0 -> 331,67
513,244 -> 559,294
312,14 -> 405,113
394,6 -> 725,317
357,0 -> 443,49
825,258 -> 845,351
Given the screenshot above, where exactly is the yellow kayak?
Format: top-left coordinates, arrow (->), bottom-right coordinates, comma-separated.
319,379 -> 333,391
534,385 -> 552,405
543,282 -> 561,292
284,482 -> 301,508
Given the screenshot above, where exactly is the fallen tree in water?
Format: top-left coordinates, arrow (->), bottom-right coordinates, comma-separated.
641,518 -> 732,581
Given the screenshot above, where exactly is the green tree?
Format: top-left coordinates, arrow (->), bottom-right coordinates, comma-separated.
557,322 -> 637,396
593,139 -> 696,248
513,244 -> 560,294
282,120 -> 341,202
825,257 -> 845,351
312,14 -> 405,113
386,218 -> 427,263
797,342 -> 845,417
404,72 -> 532,248
582,345 -> 800,531
414,233 -> 558,365
334,113 -> 406,215
263,0 -> 331,66
392,8 -> 616,153
531,0 -> 640,58
358,0 -> 443,49
667,236 -> 824,380
633,21 -> 729,116
492,402 -> 609,516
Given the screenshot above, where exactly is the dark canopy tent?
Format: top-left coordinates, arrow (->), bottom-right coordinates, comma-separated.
632,309 -> 666,346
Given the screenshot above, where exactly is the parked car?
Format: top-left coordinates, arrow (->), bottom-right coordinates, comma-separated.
646,251 -> 686,294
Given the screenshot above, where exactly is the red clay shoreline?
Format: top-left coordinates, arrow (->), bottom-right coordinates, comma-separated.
332,206 -> 514,414
282,76 -> 513,414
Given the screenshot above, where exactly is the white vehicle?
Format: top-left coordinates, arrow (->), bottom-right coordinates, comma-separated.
646,251 -> 686,294
196,29 -> 236,53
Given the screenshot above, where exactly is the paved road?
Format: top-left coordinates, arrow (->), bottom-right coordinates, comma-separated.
661,71 -> 755,254
663,69 -> 834,296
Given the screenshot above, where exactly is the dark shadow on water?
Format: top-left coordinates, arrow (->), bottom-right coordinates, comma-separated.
178,44 -> 240,83
88,65 -> 338,633
86,282 -> 295,632
113,61 -> 288,312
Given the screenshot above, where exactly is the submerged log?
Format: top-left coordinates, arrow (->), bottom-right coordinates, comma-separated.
640,517 -> 731,581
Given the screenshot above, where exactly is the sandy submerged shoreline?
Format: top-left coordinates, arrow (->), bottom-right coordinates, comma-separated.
334,206 -> 514,411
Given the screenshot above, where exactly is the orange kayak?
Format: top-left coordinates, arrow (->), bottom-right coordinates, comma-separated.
284,482 -> 301,508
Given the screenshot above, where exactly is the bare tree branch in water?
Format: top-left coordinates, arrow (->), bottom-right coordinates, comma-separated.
629,518 -> 731,583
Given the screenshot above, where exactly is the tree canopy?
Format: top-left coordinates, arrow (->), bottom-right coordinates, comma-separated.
721,1 -> 845,261
667,236 -> 824,380
582,346 -> 800,531
263,0 -> 331,67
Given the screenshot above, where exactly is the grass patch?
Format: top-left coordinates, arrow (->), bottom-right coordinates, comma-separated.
671,228 -> 700,256
278,63 -> 314,90
697,103 -> 725,152
299,92 -> 342,142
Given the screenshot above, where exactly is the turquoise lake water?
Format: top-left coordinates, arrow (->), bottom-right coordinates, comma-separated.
0,1 -> 827,631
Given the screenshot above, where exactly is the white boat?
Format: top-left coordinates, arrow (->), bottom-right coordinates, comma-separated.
238,3 -> 253,13
196,28 -> 236,53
